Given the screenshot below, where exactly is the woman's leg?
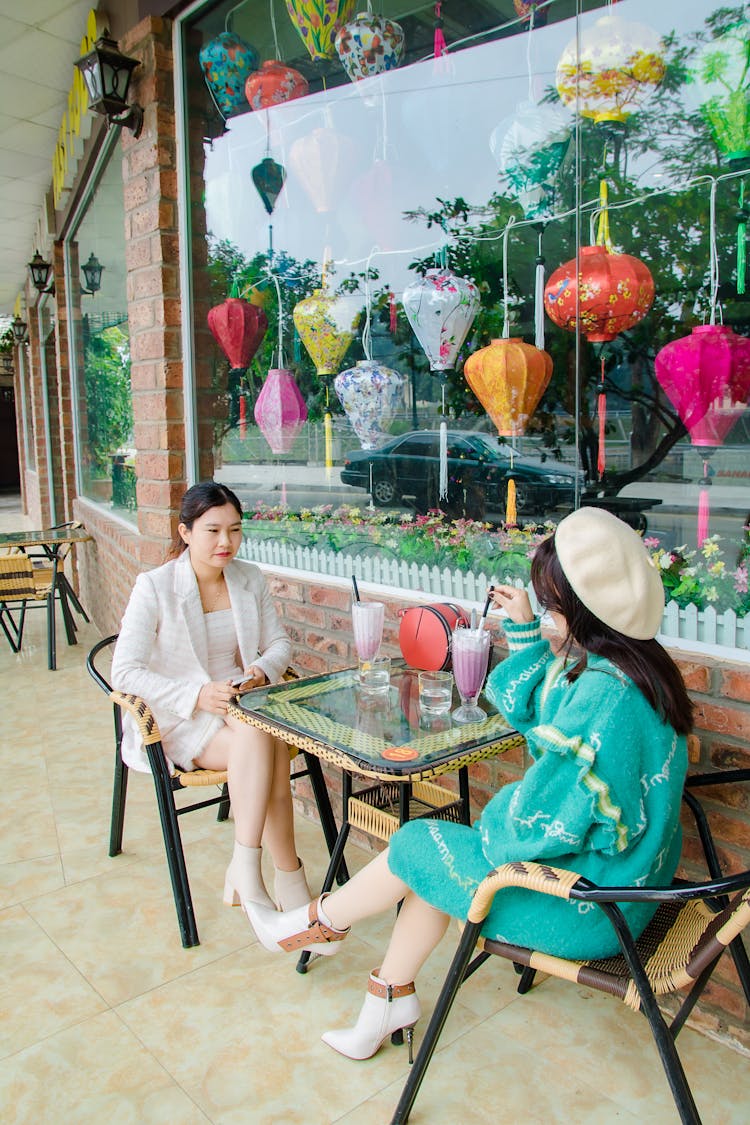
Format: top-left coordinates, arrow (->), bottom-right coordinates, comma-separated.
261,738 -> 299,872
195,714 -> 275,847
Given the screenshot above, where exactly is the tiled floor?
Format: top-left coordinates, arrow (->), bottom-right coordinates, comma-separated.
1,501 -> 748,1123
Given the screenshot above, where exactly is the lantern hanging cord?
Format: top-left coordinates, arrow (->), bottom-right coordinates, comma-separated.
266,267 -> 285,369
269,0 -> 282,60
362,245 -> 381,362
421,0 -> 556,61
502,216 -> 516,339
709,177 -> 719,325
224,0 -> 248,32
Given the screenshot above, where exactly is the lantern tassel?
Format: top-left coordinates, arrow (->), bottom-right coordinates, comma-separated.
324,382 -> 333,483
597,355 -> 607,478
439,377 -> 448,501
534,230 -> 545,350
389,290 -> 397,335
737,180 -> 747,297
239,392 -> 247,440
434,2 -> 447,58
506,448 -> 517,527
697,458 -> 712,547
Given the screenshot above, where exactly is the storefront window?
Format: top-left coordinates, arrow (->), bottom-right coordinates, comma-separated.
67,143 -> 135,517
180,0 -> 750,648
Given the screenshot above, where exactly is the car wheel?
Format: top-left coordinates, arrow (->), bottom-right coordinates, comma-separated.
372,475 -> 397,507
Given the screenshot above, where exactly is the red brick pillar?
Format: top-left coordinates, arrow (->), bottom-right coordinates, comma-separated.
120,16 -> 186,567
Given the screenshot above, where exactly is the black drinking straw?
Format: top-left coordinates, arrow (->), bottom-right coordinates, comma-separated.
351,575 -> 361,603
479,586 -> 494,630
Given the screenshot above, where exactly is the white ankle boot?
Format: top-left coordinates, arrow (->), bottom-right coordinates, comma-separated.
223,842 -> 275,910
274,859 -> 313,911
322,970 -> 421,1062
245,894 -> 349,955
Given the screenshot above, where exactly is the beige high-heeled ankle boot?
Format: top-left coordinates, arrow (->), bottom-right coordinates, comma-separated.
245,893 -> 349,955
322,969 -> 421,1062
223,841 -> 275,909
274,859 -> 312,911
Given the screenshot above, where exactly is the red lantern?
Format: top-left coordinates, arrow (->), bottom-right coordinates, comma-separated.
655,325 -> 750,446
207,298 -> 268,373
544,244 -> 655,343
245,60 -> 309,110
463,338 -> 553,437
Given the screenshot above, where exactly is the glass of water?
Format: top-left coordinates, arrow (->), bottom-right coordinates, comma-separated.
418,670 -> 454,716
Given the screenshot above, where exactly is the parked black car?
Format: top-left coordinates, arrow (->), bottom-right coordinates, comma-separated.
341,430 -> 581,519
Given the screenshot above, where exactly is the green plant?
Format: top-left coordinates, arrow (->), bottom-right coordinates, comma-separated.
645,530 -> 750,615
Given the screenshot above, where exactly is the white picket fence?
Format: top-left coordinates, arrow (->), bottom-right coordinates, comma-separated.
238,537 -> 749,653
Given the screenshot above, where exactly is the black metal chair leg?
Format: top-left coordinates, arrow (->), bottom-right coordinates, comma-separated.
217,781 -> 231,822
149,748 -> 200,948
391,920 -> 483,1124
61,574 -> 89,622
46,586 -> 56,670
109,753 -> 129,856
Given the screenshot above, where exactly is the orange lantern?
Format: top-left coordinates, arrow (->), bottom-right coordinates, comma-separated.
245,60 -> 308,110
463,338 -> 553,437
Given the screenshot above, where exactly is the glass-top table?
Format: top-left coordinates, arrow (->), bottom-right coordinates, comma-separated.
230,661 -> 524,971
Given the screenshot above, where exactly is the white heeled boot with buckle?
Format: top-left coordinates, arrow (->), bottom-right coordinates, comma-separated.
274,859 -> 312,911
223,842 -> 275,910
322,970 -> 421,1062
245,894 -> 349,955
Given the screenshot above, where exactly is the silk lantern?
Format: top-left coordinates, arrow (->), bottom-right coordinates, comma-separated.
245,59 -> 308,110
556,12 -> 665,126
334,360 -> 404,449
463,338 -> 553,438
254,368 -> 308,454
655,324 -> 750,543
293,287 -> 361,376
289,127 -> 356,213
285,0 -> 357,61
208,298 -> 268,373
402,268 -> 480,372
544,244 -> 655,344
334,10 -> 405,83
252,157 -> 286,215
490,101 -> 571,224
199,32 -> 259,118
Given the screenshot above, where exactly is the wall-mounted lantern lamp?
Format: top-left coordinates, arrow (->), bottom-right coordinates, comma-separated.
75,33 -> 143,138
80,253 -> 104,295
11,316 -> 28,344
28,251 -> 55,296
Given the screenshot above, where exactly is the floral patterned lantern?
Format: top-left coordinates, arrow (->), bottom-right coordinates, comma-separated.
254,368 -> 308,454
245,59 -> 309,110
334,11 -> 405,83
692,20 -> 750,169
490,101 -> 571,223
293,287 -> 361,376
285,0 -> 357,61
402,268 -> 480,372
556,12 -> 665,126
544,244 -> 655,344
463,338 -> 553,437
334,360 -> 404,448
655,325 -> 750,448
199,32 -> 259,118
289,127 -> 356,213
207,298 -> 268,374
513,1 -> 549,27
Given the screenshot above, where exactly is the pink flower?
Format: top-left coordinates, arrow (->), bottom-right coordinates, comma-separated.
735,565 -> 748,594
643,536 -> 660,549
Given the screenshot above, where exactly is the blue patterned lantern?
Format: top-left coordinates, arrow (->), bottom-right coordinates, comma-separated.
199,32 -> 259,118
335,360 -> 404,448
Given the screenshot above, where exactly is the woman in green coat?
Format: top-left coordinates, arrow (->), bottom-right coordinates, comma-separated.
245,507 -> 694,1064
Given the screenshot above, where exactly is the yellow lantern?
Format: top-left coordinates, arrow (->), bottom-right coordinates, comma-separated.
293,287 -> 361,376
285,1 -> 357,61
463,338 -> 553,438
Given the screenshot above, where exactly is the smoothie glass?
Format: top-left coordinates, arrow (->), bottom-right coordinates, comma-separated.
352,601 -> 385,682
451,627 -> 491,724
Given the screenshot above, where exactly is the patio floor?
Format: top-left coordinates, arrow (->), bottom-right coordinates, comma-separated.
1,499 -> 748,1123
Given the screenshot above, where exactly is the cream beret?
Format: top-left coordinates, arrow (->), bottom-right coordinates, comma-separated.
554,507 -> 665,640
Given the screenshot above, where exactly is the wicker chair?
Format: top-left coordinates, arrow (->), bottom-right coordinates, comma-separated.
0,552 -> 58,668
87,635 -> 342,948
392,804 -> 750,1124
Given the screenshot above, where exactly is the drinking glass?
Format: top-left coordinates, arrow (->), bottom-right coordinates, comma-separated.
418,670 -> 454,716
359,654 -> 391,696
352,600 -> 385,662
451,627 -> 491,724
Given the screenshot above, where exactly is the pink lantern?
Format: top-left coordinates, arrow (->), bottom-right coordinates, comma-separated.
254,368 -> 308,454
655,325 -> 750,446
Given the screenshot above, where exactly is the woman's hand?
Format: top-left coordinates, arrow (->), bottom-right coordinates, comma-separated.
234,665 -> 268,691
489,584 -> 535,625
197,680 -> 237,715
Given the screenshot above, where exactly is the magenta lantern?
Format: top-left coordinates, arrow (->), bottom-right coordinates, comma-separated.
654,324 -> 750,446
208,298 -> 268,373
254,368 -> 308,454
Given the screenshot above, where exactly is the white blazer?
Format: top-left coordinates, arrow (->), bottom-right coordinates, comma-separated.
111,550 -> 291,772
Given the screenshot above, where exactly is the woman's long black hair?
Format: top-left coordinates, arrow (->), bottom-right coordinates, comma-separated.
166,481 -> 244,560
531,534 -> 693,735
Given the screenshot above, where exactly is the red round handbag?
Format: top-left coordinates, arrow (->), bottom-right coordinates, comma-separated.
398,603 -> 470,671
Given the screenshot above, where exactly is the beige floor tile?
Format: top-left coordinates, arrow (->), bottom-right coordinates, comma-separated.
0,904 -> 107,1058
0,791 -> 59,864
0,853 -> 65,909
0,1009 -> 210,1125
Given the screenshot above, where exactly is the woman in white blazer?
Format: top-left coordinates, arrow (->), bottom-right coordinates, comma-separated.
112,481 -> 311,912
